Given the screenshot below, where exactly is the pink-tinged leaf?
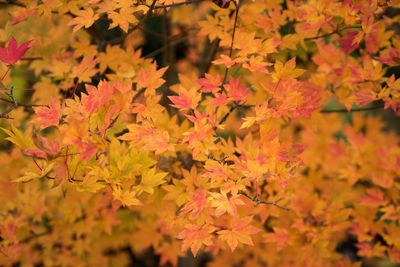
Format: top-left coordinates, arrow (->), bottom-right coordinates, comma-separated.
23,148 -> 47,159
211,92 -> 229,107
224,77 -> 250,102
264,227 -> 289,251
24,133 -> 60,159
100,104 -> 119,135
197,73 -> 222,94
212,54 -> 244,68
12,9 -> 37,25
356,242 -> 386,258
179,187 -> 208,218
136,63 -> 168,96
242,55 -> 271,73
168,87 -> 201,110
78,141 -> 98,161
354,91 -> 376,107
71,53 -> 98,82
338,31 -> 359,52
359,188 -> 385,207
33,97 -> 62,129
0,37 -> 32,65
375,48 -> 400,65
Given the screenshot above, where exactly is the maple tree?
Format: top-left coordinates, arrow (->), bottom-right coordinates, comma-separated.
0,0 -> 400,266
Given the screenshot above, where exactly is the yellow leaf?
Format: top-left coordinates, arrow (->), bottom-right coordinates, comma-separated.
13,172 -> 40,182
1,124 -> 34,149
240,117 -> 257,129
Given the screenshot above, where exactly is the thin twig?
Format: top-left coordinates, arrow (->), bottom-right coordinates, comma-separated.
201,38 -> 220,76
140,0 -> 204,9
134,0 -> 158,31
238,191 -> 290,211
207,153 -> 228,163
0,87 -> 17,119
304,25 -> 362,41
1,66 -> 10,81
222,4 -> 240,84
0,97 -> 47,107
144,36 -> 188,58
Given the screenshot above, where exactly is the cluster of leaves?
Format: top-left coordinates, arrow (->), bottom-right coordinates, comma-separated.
0,0 -> 399,266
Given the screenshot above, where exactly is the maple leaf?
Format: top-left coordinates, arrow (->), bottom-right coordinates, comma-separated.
177,224 -> 216,257
209,191 -> 244,217
71,54 -> 99,82
108,7 -> 138,33
14,162 -> 55,182
338,30 -> 359,52
218,216 -> 260,251
0,37 -> 32,65
134,168 -> 167,195
211,92 -> 229,107
23,132 -> 60,159
141,129 -> 175,155
11,8 -> 37,25
180,187 -> 208,218
212,54 -> 246,68
224,77 -> 250,102
242,55 -> 272,73
272,57 -> 305,81
168,86 -> 201,110
359,188 -> 385,207
68,8 -> 99,32
1,124 -> 34,149
197,73 -> 222,94
264,227 -> 289,251
136,63 -> 168,96
112,186 -> 142,207
33,97 -> 62,129
163,179 -> 191,206
356,242 -> 386,258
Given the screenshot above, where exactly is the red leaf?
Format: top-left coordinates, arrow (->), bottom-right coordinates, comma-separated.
0,37 -> 32,65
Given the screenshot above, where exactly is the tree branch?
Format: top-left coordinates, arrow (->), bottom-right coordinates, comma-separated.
238,191 -> 290,211
320,104 -> 385,113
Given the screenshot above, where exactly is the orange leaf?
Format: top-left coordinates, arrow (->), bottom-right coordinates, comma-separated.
168,86 -> 201,110
136,63 -> 167,96
359,188 -> 385,207
218,216 -> 260,251
264,227 -> 289,251
177,224 -> 216,257
180,187 -> 208,218
68,8 -> 99,32
209,191 -> 244,217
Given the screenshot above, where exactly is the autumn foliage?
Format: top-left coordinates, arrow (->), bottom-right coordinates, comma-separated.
0,0 -> 400,266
